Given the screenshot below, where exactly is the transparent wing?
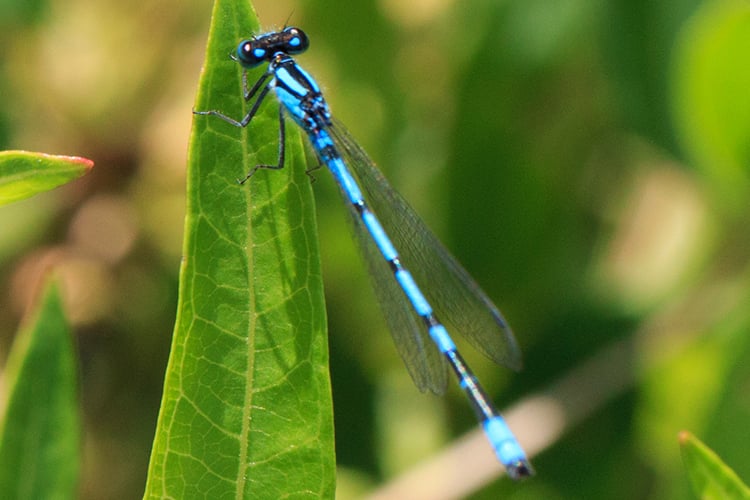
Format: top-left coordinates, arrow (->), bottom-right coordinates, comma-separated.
327,121 -> 522,391
344,186 -> 448,394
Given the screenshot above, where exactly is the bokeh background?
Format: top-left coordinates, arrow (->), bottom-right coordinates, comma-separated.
1,0 -> 749,498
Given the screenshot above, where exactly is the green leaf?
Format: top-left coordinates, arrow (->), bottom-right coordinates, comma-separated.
143,0 -> 335,498
0,150 -> 93,206
671,1 -> 750,204
680,431 -> 750,500
0,277 -> 80,499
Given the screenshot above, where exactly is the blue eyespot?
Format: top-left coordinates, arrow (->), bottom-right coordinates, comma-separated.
284,28 -> 309,55
236,40 -> 266,68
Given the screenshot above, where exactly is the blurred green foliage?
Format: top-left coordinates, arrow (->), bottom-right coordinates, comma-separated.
0,0 -> 749,498
0,277 -> 79,498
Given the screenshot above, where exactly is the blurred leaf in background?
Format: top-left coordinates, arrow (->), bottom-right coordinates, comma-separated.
672,0 -> 750,207
0,277 -> 79,499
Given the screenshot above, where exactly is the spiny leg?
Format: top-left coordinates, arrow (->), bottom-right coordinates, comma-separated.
194,70 -> 288,183
238,105 -> 286,184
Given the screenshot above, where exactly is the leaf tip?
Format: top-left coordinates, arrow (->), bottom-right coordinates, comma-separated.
679,430 -> 692,445
45,153 -> 94,171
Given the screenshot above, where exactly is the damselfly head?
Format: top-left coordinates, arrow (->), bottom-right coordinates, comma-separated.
236,27 -> 309,68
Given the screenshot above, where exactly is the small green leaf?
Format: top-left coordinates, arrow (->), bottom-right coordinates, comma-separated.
144,0 -> 335,498
680,431 -> 750,500
0,150 -> 93,206
0,277 -> 80,499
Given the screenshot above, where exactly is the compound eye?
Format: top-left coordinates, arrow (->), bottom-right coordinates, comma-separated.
284,27 -> 309,54
236,40 -> 266,67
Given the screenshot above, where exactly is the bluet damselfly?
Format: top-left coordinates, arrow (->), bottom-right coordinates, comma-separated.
195,26 -> 533,479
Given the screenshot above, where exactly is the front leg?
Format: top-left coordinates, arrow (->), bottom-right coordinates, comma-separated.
194,68 -> 289,184
193,77 -> 274,128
